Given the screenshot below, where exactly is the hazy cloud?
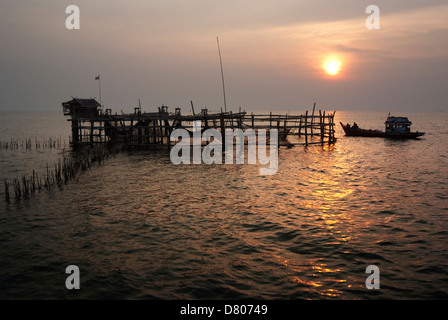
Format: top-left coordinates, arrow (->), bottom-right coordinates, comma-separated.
0,0 -> 447,112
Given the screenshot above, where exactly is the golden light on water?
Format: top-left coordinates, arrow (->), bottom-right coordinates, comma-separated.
292,263 -> 346,297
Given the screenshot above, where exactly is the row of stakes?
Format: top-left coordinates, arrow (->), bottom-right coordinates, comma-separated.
0,137 -> 66,150
3,146 -> 123,203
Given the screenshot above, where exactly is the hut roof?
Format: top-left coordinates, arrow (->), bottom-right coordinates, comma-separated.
68,98 -> 101,107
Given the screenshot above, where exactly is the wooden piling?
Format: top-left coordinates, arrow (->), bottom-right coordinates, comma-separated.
4,180 -> 10,203
311,103 -> 316,135
304,110 -> 308,146
220,116 -> 226,151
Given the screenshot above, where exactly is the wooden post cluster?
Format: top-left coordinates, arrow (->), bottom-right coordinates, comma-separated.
0,137 -> 66,150
3,145 -> 123,202
240,109 -> 336,147
66,105 -> 336,148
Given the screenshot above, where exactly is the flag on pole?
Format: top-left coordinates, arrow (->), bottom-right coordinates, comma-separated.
95,74 -> 102,105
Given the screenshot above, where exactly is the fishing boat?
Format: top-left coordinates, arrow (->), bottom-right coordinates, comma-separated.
340,115 -> 425,139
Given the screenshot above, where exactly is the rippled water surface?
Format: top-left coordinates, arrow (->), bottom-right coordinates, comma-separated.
1,110 -> 447,299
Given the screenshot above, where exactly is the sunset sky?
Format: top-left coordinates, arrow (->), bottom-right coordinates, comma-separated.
1,0 -> 447,112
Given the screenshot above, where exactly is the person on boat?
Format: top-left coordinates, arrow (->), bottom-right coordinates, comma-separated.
353,122 -> 358,129
346,123 -> 351,128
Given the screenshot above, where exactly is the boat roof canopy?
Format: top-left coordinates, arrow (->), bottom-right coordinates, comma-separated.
385,116 -> 412,125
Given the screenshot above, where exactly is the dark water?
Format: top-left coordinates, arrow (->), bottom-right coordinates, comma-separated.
1,110 -> 447,299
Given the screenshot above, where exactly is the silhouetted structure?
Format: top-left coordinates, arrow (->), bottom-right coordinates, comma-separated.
62,99 -> 337,148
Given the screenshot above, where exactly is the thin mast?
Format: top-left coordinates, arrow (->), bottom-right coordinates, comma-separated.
217,37 -> 227,113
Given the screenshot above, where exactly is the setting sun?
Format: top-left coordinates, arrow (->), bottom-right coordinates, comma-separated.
323,58 -> 342,76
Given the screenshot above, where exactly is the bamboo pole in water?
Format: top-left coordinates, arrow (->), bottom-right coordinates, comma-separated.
311,103 -> 316,135
305,110 -> 308,146
4,180 -> 10,203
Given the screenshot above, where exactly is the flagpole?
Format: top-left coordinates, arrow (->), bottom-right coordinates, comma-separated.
98,75 -> 102,107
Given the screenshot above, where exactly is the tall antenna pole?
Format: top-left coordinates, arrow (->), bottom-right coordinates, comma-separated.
217,37 -> 227,113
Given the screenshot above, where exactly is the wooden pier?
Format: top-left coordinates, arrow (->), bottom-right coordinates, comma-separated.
63,98 -> 336,148
2,99 -> 337,203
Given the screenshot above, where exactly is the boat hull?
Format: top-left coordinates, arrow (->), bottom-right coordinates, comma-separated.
340,122 -> 424,139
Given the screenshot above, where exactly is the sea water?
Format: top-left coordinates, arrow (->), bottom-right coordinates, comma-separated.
0,110 -> 447,299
